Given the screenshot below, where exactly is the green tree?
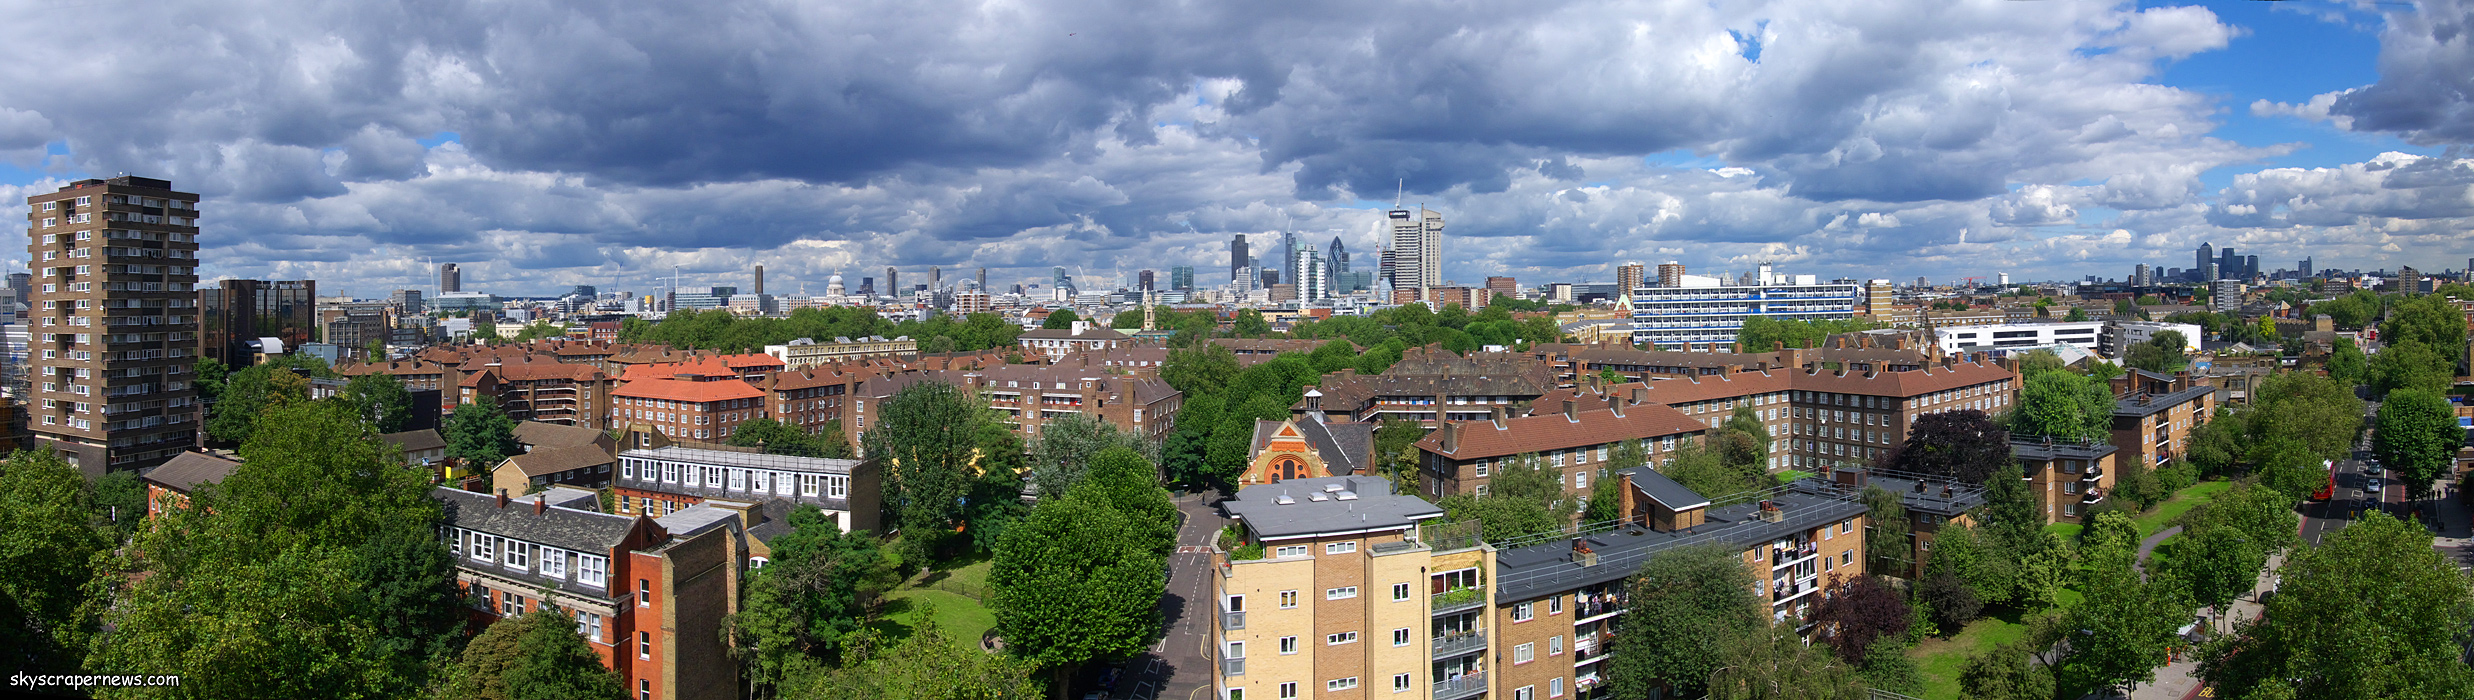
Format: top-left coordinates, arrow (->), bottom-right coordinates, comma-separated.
1160,343 -> 1240,396
1077,447 -> 1178,557
863,381 -> 1005,565
2197,512 -> 2474,699
337,372 -> 417,433
2065,306 -> 2091,322
1039,307 -> 1080,330
2063,545 -> 2191,696
2369,340 -> 2454,397
1959,639 -> 2058,700
89,469 -> 147,542
1025,413 -> 1151,499
206,362 -> 314,444
1719,404 -> 1773,473
1705,615 -> 1868,700
446,395 -> 522,470
93,401 -> 461,698
2125,331 -> 2189,373
2326,336 -> 2369,386
728,417 -> 833,458
1436,453 -> 1571,542
988,484 -> 1166,696
1584,466 -> 1626,522
2016,349 -> 2067,377
2179,482 -> 2299,558
2381,293 -> 2471,359
1230,309 -> 1271,337
779,608 -> 1044,699
2015,369 -> 2115,441
2153,524 -> 2267,631
446,610 -> 629,700
1367,417 -> 1427,491
731,505 -> 895,688
2375,388 -> 2459,505
194,356 -> 230,405
1860,486 -> 1912,577
1608,544 -> 1764,698
0,450 -> 109,675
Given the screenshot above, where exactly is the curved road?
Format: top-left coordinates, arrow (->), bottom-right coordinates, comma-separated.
2132,525 -> 2182,575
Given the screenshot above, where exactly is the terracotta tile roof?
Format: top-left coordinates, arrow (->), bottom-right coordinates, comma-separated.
334,359 -> 448,377
613,377 -> 766,403
617,354 -> 780,382
143,451 -> 243,494
1416,404 -> 1707,460
380,429 -> 446,452
513,421 -> 611,449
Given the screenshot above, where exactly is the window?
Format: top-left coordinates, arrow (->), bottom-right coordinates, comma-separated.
1392,583 -> 1411,601
1325,541 -> 1357,555
1548,595 -> 1563,615
640,680 -> 651,700
1843,550 -> 1855,566
1393,628 -> 1411,646
639,580 -> 651,607
504,541 -> 530,569
1514,687 -> 1534,700
1276,545 -> 1309,558
1280,591 -> 1298,608
1326,586 -> 1357,600
1393,674 -> 1412,692
1326,631 -> 1357,645
474,534 -> 497,562
1326,678 -> 1358,692
1840,520 -> 1853,535
1550,677 -> 1565,698
1549,635 -> 1564,655
1513,642 -> 1535,664
579,555 -> 607,587
1511,602 -> 1533,622
639,631 -> 651,659
541,548 -> 568,578
575,611 -> 601,641
1280,637 -> 1298,654
1279,682 -> 1298,699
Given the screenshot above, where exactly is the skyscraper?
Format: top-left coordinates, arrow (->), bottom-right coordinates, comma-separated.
1229,234 -> 1251,291
2132,264 -> 2151,287
885,267 -> 899,298
2299,258 -> 2313,278
752,265 -> 765,295
25,176 -> 202,474
440,262 -> 461,293
977,267 -> 988,292
1384,207 -> 1444,291
930,266 -> 941,292
2219,247 -> 2239,281
1291,244 -> 1325,300
2195,243 -> 2215,281
1657,262 -> 1686,288
1170,266 -> 1194,292
1616,263 -> 1646,293
1137,270 -> 1155,291
2245,255 -> 2259,280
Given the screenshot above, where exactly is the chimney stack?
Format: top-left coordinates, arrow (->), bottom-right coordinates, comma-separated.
534,495 -> 547,515
1439,421 -> 1461,453
1562,399 -> 1580,421
496,489 -> 509,508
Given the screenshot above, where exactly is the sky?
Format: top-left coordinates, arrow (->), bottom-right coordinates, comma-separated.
3,0 -> 2473,298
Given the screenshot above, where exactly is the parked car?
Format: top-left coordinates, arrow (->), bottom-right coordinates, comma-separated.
1098,668 -> 1124,690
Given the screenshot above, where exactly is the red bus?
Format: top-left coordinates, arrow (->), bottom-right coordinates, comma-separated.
2310,461 -> 2337,501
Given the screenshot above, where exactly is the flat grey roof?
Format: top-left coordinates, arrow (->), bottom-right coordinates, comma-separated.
621,445 -> 863,473
1493,479 -> 1866,601
1224,475 -> 1445,541
2113,385 -> 2214,418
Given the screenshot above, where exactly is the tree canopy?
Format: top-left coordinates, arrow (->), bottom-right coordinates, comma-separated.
987,476 -> 1167,695
1882,410 -> 2012,484
446,394 -> 521,469
2374,388 -> 2459,504
1608,544 -> 1765,698
2198,512 -> 2474,698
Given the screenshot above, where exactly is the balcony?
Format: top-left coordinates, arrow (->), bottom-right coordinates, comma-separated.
1220,656 -> 1244,676
1434,672 -> 1487,700
1432,629 -> 1486,658
1431,586 -> 1486,614
1220,610 -> 1244,630
1771,542 -> 1818,567
2081,466 -> 2104,482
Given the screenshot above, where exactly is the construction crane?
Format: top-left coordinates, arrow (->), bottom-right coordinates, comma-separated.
1958,276 -> 1988,288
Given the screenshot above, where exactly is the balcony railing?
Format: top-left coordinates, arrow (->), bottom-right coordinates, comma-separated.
1434,672 -> 1487,700
1431,586 -> 1486,614
1432,629 -> 1486,658
2081,467 -> 2104,482
1221,657 -> 1244,676
1220,610 -> 1244,630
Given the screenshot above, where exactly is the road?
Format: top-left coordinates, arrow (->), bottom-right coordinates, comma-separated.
2302,430 -> 2384,546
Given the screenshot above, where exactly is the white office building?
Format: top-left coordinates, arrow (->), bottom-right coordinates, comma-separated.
2102,321 -> 2205,357
1931,320 -> 2107,354
1626,274 -> 1858,350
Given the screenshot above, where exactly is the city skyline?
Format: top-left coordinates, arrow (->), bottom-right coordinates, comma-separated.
2,1 -> 2472,298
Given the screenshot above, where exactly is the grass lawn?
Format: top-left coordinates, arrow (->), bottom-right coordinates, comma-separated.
871,557 -> 1000,651
1909,608 -> 2031,700
2135,480 -> 2233,539
2043,522 -> 2083,541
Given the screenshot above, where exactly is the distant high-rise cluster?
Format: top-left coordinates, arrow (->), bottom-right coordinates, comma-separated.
439,262 -> 461,293
1383,206 -> 1444,292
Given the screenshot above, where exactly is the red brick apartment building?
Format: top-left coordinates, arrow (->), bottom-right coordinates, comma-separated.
436,486 -> 741,700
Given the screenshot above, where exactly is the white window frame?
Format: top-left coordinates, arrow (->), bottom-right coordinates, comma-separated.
1513,642 -> 1535,664
1325,541 -> 1357,555
1393,583 -> 1411,601
1393,628 -> 1411,646
1326,678 -> 1358,692
1326,631 -> 1357,646
1326,586 -> 1357,600
1275,545 -> 1309,558
1511,602 -> 1533,622
1279,636 -> 1298,654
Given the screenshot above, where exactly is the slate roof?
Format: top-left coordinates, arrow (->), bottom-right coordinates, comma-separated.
514,421 -> 610,450
435,486 -> 640,553
1416,404 -> 1707,460
504,444 -> 619,478
656,502 -> 743,538
1616,466 -> 1710,511
380,429 -> 446,453
1249,418 -> 1377,476
1223,475 -> 1445,541
1493,479 -> 1868,601
142,451 -> 242,494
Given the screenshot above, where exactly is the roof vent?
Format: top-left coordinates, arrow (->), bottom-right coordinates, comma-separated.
1335,491 -> 1358,501
1324,483 -> 1345,492
1275,493 -> 1295,505
1308,492 -> 1329,502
